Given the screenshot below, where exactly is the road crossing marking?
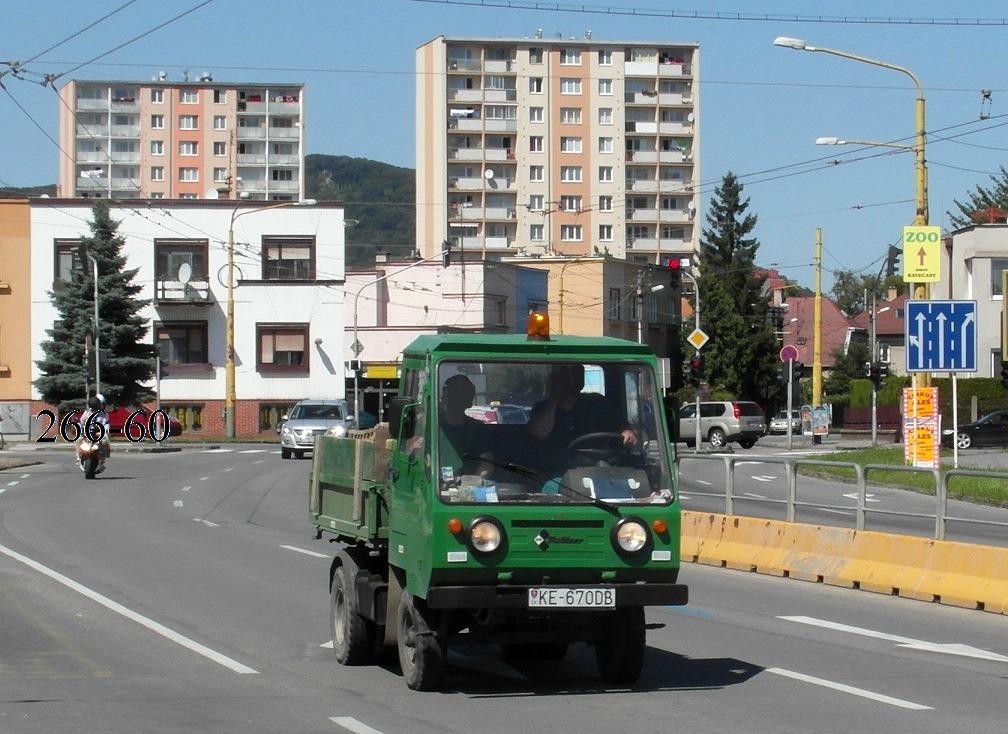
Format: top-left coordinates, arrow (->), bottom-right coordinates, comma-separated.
842,492 -> 880,503
281,544 -> 328,559
329,717 -> 386,734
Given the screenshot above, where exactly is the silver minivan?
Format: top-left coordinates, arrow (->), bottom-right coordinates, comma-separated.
678,400 -> 767,449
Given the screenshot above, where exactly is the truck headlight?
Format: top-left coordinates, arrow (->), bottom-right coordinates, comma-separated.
326,424 -> 347,437
467,517 -> 504,555
612,517 -> 650,555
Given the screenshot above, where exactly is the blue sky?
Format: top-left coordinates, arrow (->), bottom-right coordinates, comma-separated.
3,0 -> 1008,292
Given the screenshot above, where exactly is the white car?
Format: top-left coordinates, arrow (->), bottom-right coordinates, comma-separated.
279,399 -> 354,459
769,409 -> 802,435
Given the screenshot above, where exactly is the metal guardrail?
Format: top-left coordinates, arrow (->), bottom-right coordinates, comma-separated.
679,453 -> 1008,541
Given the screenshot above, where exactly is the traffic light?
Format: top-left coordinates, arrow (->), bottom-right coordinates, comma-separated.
867,361 -> 882,389
687,354 -> 703,387
878,361 -> 889,388
793,361 -> 806,379
661,256 -> 684,324
1001,360 -> 1008,389
885,245 -> 902,278
442,240 -> 452,268
864,361 -> 873,379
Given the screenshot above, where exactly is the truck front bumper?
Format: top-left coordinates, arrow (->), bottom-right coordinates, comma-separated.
426,582 -> 688,609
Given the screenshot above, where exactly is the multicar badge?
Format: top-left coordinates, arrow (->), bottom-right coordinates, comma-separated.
533,529 -> 584,550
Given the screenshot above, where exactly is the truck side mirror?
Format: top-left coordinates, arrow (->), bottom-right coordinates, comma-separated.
388,396 -> 416,440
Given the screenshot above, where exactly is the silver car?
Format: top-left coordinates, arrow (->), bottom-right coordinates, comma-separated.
678,400 -> 767,450
279,399 -> 353,459
769,409 -> 802,435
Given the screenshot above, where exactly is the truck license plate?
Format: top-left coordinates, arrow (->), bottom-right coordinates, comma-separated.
528,588 -> 615,608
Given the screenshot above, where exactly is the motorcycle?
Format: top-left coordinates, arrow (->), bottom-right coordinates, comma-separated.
77,439 -> 105,479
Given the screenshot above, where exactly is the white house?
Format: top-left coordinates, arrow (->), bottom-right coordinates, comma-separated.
29,199 -> 345,436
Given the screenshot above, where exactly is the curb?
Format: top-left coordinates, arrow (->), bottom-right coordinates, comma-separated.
681,510 -> 1008,615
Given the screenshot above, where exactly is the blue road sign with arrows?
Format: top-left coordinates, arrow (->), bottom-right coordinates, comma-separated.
905,300 -> 977,372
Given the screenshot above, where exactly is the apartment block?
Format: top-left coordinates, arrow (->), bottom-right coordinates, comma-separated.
416,35 -> 699,265
58,74 -> 306,202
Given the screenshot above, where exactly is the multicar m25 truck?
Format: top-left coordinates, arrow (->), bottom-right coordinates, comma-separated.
309,314 -> 687,690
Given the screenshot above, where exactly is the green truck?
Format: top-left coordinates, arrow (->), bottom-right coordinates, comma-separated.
309,320 -> 687,690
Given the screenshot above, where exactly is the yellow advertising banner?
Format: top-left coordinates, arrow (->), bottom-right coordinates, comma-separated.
903,387 -> 938,420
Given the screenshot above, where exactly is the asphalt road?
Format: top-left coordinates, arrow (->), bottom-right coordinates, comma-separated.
1,445 -> 1007,732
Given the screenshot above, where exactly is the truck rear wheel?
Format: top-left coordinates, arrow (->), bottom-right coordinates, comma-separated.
397,593 -> 446,691
330,565 -> 374,665
595,607 -> 646,685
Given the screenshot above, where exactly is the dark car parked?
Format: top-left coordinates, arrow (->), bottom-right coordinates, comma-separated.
68,406 -> 183,438
941,410 -> 1008,449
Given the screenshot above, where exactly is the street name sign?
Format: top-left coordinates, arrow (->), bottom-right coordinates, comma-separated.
905,299 -> 977,373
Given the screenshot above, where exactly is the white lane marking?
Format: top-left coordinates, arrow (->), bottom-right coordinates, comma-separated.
173,500 -> 184,507
281,544 -> 328,559
842,492 -> 880,503
678,494 -> 692,500
743,492 -> 766,499
223,467 -> 234,472
751,475 -> 776,482
320,640 -> 333,648
820,508 -> 853,516
20,474 -> 30,478
6,481 -> 17,486
199,476 -> 209,481
0,489 -> 5,495
767,667 -> 931,710
697,479 -> 712,486
0,543 -> 258,674
239,449 -> 269,454
329,717 -> 386,734
195,518 -> 218,528
735,461 -> 766,466
181,486 -> 192,492
780,616 -> 1008,662
202,448 -> 233,453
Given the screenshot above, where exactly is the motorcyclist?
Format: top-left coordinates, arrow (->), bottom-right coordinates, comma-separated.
79,393 -> 111,472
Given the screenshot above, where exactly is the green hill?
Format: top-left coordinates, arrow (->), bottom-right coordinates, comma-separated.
306,154 -> 415,269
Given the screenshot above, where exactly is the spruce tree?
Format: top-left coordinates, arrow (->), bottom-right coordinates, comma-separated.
947,165 -> 1008,229
35,202 -> 155,412
695,172 -> 782,407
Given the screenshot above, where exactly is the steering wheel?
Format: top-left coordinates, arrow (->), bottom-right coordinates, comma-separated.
566,431 -> 628,466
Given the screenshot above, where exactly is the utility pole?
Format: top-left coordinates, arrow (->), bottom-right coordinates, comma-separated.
812,228 -> 823,444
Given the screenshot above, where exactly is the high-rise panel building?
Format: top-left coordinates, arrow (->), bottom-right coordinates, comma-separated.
58,74 -> 305,201
416,36 -> 699,264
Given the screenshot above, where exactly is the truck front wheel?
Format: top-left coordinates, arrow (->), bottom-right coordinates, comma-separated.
397,593 -> 446,691
330,565 -> 374,665
595,607 -> 646,685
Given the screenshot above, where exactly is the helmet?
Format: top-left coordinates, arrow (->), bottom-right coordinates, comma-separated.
88,393 -> 106,410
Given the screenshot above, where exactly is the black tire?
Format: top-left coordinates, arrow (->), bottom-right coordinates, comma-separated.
281,447 -> 292,459
738,439 -> 756,449
595,607 -> 646,685
84,456 -> 98,480
330,565 -> 375,665
397,593 -> 446,691
708,427 -> 727,449
294,450 -> 305,460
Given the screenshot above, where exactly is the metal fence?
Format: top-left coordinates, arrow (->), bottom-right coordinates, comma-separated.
679,453 -> 1008,542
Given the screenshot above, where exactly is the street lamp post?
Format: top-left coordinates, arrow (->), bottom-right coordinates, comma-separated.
87,252 -> 100,395
225,198 -> 317,439
776,36 -> 929,386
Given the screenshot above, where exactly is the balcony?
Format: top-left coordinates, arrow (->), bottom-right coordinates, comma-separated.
76,177 -> 109,191
268,154 -> 300,165
658,62 -> 692,77
268,100 -> 300,114
450,147 -> 485,161
447,59 -> 481,73
627,237 -> 659,251
449,89 -> 484,103
237,127 -> 267,139
453,118 -> 484,132
153,278 -> 213,305
658,208 -> 692,223
76,151 -> 111,164
626,179 -> 658,193
624,91 -> 660,105
626,150 -> 658,164
658,121 -> 691,134
484,148 -> 513,161
109,124 -> 140,138
76,98 -> 109,111
268,127 -> 300,139
484,119 -> 518,133
453,176 -> 485,190
625,208 -> 658,223
484,206 -> 515,220
483,59 -> 516,73
484,89 -> 517,103
625,61 -> 656,76
658,150 -> 688,163
269,180 -> 299,193
237,154 -> 268,165
77,125 -> 109,136
483,236 -> 514,250
451,206 -> 484,220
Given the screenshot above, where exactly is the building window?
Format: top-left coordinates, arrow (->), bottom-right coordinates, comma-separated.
530,224 -> 544,241
560,49 -> 581,65
151,166 -> 164,181
271,116 -> 295,129
529,48 -> 544,64
529,106 -> 544,123
598,137 -> 613,153
262,236 -> 314,280
598,49 -> 613,65
992,258 -> 1008,297
560,79 -> 582,95
211,168 -> 227,183
213,141 -> 226,156
530,165 -> 544,182
150,140 -> 164,155
661,226 -> 686,239
598,108 -> 612,125
560,166 -> 582,182
560,136 -> 581,153
156,322 -> 209,367
599,224 -> 613,241
161,404 -> 204,432
599,195 -> 613,212
213,115 -> 227,130
560,107 -> 582,124
150,114 -> 164,129
598,79 -> 613,95
179,141 -> 198,156
560,225 -> 582,242
151,89 -> 164,103
155,239 -> 208,284
260,403 -> 296,433
151,193 -> 164,199
214,89 -> 226,104
529,135 -> 544,153
271,169 -> 294,181
257,324 -> 309,372
609,288 -> 621,319
180,89 -> 198,104
179,114 -> 198,130
528,194 -> 544,211
560,195 -> 581,212
529,77 -> 543,94
53,239 -> 83,286
599,166 -> 613,183
179,167 -> 198,182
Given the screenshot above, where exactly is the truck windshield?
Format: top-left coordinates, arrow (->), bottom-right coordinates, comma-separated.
434,360 -> 675,506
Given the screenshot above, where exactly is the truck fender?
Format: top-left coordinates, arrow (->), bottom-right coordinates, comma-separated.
329,546 -> 386,626
383,566 -> 405,648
